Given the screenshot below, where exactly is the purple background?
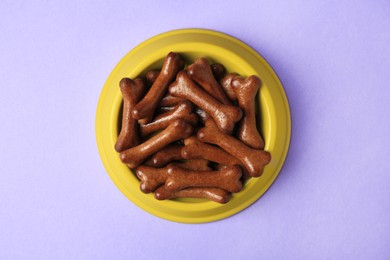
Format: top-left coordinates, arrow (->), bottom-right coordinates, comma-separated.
1,1 -> 389,259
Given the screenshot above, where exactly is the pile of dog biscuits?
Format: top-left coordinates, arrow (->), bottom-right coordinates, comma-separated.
115,52 -> 271,204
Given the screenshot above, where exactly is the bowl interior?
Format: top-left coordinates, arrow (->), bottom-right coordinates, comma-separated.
96,29 -> 290,223
115,54 -> 267,202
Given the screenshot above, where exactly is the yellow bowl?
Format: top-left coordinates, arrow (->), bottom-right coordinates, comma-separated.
96,29 -> 291,223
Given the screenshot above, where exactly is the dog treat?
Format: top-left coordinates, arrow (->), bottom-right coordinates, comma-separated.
210,63 -> 225,77
152,68 -> 185,110
210,63 -> 226,81
233,75 -> 265,149
197,119 -> 271,177
120,119 -> 193,168
132,52 -> 184,123
181,136 -> 242,166
115,77 -> 147,152
169,71 -> 242,134
144,144 -> 184,167
214,163 -> 252,181
145,70 -> 160,83
156,106 -> 175,114
182,136 -> 252,180
220,73 -> 238,101
187,57 -> 232,105
136,160 -> 211,193
180,159 -> 211,171
137,118 -> 149,126
139,101 -> 198,137
194,107 -> 209,123
136,165 -> 168,193
165,164 -> 242,193
159,94 -> 184,107
154,186 -> 231,204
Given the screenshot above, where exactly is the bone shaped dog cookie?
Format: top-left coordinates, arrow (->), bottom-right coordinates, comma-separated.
181,136 -> 242,166
144,144 -> 184,167
219,73 -> 238,102
232,75 -> 265,149
169,71 -> 242,134
120,119 -> 193,168
194,107 -> 209,124
136,166 -> 168,193
145,70 -> 185,108
210,63 -> 226,81
156,106 -> 175,114
187,57 -> 231,105
139,101 -> 198,137
159,94 -> 184,107
165,164 -> 242,193
180,159 -> 211,171
154,186 -> 230,204
214,163 -> 252,181
145,70 -> 160,83
115,77 -> 147,152
132,52 -> 184,123
197,119 -> 271,177
136,159 -> 211,193
182,136 -> 252,180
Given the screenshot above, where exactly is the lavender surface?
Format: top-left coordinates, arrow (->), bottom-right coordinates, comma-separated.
0,1 -> 389,259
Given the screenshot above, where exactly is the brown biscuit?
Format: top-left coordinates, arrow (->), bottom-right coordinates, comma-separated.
194,107 -> 209,124
139,100 -> 198,137
187,57 -> 231,105
144,144 -> 184,167
210,63 -> 226,81
156,106 -> 175,114
232,75 -> 265,149
180,159 -> 211,171
219,73 -> 238,101
182,136 -> 252,180
145,70 -> 160,83
214,164 -> 252,181
132,52 -> 184,123
154,186 -> 230,204
158,94 -> 185,107
165,164 -> 242,193
169,71 -> 242,134
181,136 -> 242,166
120,119 -> 193,168
197,118 -> 271,177
135,165 -> 168,193
136,160 -> 211,193
115,77 -> 147,152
